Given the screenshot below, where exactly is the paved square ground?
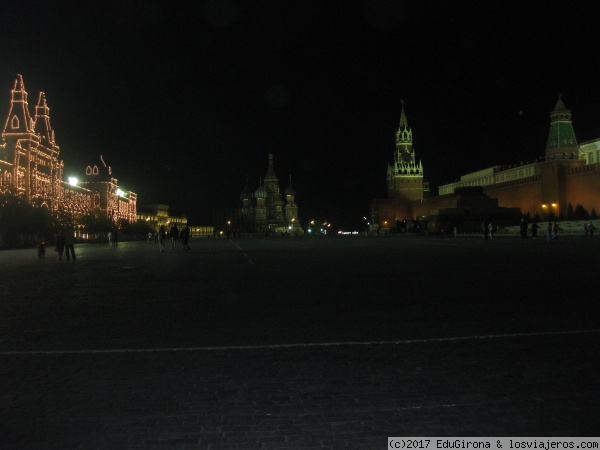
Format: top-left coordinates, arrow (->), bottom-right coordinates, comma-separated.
1,235 -> 598,448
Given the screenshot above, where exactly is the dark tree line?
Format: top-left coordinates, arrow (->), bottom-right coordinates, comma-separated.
0,193 -> 151,248
566,203 -> 598,221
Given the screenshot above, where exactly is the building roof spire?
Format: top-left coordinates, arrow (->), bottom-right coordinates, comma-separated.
33,91 -> 57,146
3,74 -> 34,134
398,100 -> 408,130
545,95 -> 578,157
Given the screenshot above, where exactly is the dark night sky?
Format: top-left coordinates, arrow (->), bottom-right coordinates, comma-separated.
2,1 -> 600,228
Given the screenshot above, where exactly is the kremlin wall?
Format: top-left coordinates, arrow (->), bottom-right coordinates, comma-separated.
370,97 -> 600,233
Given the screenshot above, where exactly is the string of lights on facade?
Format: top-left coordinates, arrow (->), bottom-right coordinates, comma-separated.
0,74 -> 137,226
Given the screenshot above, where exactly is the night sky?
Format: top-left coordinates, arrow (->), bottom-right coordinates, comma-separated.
3,1 -> 600,228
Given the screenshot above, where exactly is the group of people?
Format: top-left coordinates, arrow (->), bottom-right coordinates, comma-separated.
156,223 -> 191,252
36,227 -> 76,261
38,222 -> 193,260
520,218 -> 561,240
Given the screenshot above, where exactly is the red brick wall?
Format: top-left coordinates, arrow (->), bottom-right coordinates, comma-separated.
485,177 -> 543,217
565,163 -> 600,213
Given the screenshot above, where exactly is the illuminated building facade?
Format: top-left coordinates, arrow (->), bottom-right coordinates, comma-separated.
438,97 -> 599,220
80,156 -> 137,223
371,97 -> 600,233
0,75 -> 136,223
369,106 -> 431,230
136,203 -> 186,231
238,154 -> 302,234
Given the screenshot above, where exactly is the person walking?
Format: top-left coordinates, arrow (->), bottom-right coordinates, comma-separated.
553,221 -> 560,240
64,226 -> 76,261
36,233 -> 46,258
488,222 -> 494,240
55,230 -> 65,261
158,225 -> 167,252
589,222 -> 595,238
181,224 -> 191,251
531,221 -> 538,239
111,226 -> 119,247
546,222 -> 553,241
170,224 -> 179,250
519,218 -> 528,239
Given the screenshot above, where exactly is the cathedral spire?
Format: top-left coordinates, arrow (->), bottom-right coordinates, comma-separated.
264,153 -> 280,194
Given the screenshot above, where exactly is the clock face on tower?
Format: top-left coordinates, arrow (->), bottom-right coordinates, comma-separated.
401,151 -> 412,163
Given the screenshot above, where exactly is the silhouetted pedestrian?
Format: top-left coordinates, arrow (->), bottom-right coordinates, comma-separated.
519,218 -> 528,239
553,221 -> 560,240
55,230 -> 65,261
531,222 -> 538,239
64,226 -> 76,261
181,224 -> 191,251
36,233 -> 46,258
158,225 -> 167,252
111,227 -> 119,247
170,224 -> 179,249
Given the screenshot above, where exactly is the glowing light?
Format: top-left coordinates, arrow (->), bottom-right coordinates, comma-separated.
542,204 -> 547,208
551,203 -> 557,207
68,177 -> 78,186
116,189 -> 126,197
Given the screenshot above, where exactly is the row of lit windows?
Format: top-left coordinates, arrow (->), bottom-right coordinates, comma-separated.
586,151 -> 600,164
440,167 -> 536,194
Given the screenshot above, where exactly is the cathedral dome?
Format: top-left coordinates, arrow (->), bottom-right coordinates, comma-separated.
240,183 -> 253,200
254,184 -> 267,198
285,182 -> 295,196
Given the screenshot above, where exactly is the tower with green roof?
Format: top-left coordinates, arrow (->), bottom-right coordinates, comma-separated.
545,95 -> 579,159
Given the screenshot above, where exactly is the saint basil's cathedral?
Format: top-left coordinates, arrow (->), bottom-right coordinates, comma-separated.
0,75 -> 137,225
237,153 -> 302,235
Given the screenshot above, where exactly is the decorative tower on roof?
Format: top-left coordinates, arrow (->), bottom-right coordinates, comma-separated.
545,95 -> 578,158
1,74 -> 63,208
284,174 -> 300,232
387,103 -> 425,202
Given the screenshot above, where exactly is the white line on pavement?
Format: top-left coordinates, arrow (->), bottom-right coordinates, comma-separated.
1,329 -> 598,356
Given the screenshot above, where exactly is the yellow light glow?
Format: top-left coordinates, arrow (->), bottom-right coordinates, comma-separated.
68,176 -> 78,186
542,204 -> 547,208
551,203 -> 557,207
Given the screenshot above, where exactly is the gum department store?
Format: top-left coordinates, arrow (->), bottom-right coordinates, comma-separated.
0,75 -> 137,227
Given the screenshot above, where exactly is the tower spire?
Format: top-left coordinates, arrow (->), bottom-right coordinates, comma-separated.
545,95 -> 578,158
398,101 -> 408,130
3,74 -> 34,134
33,91 -> 57,146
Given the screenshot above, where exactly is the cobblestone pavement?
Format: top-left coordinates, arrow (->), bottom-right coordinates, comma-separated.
1,236 -> 599,448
